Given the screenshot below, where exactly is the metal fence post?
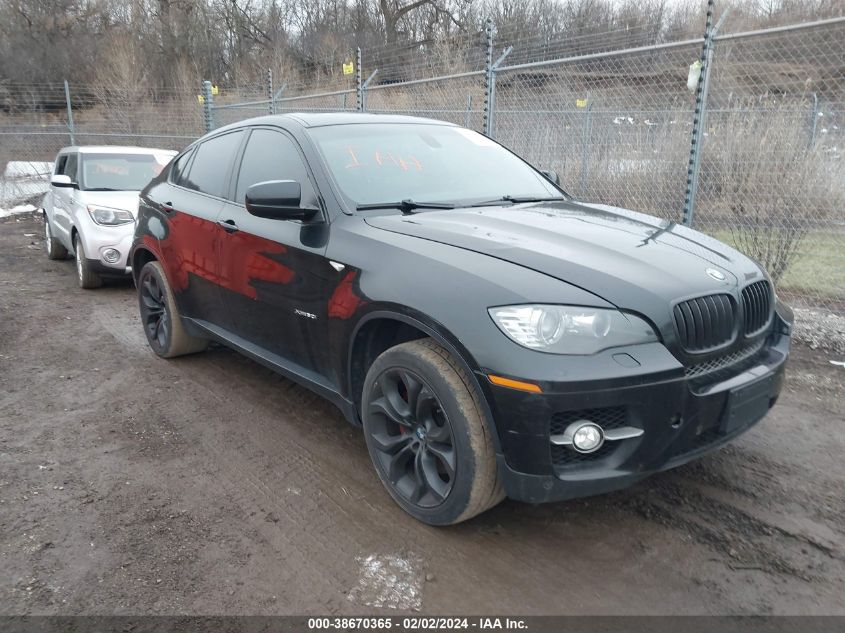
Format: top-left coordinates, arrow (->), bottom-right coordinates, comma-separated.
464,95 -> 473,128
361,70 -> 379,112
482,20 -> 512,139
483,20 -> 494,136
809,92 -> 819,148
356,47 -> 363,111
63,80 -> 75,145
682,2 -> 727,227
487,47 -> 512,139
267,69 -> 275,115
202,80 -> 214,133
579,98 -> 593,196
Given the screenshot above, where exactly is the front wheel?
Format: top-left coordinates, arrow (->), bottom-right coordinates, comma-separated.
137,261 -> 208,358
361,339 -> 503,525
74,234 -> 102,289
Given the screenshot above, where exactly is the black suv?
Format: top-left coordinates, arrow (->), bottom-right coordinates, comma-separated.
131,113 -> 792,525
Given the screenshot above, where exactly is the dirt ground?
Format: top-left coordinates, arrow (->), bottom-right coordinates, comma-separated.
1,213 -> 844,616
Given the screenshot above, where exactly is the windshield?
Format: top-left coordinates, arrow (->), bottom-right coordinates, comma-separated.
309,124 -> 564,208
80,153 -> 170,191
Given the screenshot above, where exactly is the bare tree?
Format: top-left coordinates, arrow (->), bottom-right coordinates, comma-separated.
378,0 -> 465,44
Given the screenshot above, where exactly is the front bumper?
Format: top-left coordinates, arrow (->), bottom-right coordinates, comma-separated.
84,258 -> 132,277
76,216 -> 135,273
485,315 -> 791,504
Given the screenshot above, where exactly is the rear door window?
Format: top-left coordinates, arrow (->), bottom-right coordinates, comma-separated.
183,132 -> 244,198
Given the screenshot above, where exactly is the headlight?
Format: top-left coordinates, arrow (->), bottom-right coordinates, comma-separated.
87,205 -> 134,226
488,304 -> 658,354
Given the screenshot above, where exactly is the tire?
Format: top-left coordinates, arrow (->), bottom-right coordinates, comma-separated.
44,213 -> 68,260
137,260 -> 208,358
362,339 -> 504,525
73,234 -> 102,289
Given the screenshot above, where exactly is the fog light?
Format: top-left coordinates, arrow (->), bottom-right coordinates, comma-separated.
571,422 -> 605,453
102,248 -> 121,264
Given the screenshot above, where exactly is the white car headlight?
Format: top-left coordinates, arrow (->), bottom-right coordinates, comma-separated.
87,205 -> 134,226
488,304 -> 658,354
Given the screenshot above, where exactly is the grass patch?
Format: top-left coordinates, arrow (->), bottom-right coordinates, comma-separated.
712,229 -> 844,299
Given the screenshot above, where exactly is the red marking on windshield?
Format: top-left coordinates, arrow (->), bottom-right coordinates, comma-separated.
343,147 -> 424,171
93,164 -> 129,175
345,147 -> 363,169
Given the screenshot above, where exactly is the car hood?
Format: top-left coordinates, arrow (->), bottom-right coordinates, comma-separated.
364,200 -> 764,318
76,190 -> 141,217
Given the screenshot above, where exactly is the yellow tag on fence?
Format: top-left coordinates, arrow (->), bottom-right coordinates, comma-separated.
197,95 -> 204,104
576,98 -> 589,108
343,62 -> 355,75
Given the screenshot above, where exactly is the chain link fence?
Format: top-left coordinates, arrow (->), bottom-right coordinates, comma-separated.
1,16 -> 842,313
696,19 -> 845,310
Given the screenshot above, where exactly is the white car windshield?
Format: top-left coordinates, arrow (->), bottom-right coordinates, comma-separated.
80,153 -> 168,191
310,124 -> 564,208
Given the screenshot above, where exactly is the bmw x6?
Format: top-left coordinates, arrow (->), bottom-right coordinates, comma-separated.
130,113 -> 792,525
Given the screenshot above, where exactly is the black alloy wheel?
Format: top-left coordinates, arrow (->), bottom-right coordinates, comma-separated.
367,367 -> 457,507
136,261 -> 208,358
139,270 -> 170,351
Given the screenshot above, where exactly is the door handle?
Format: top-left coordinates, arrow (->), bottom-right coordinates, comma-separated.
218,219 -> 239,233
160,201 -> 174,213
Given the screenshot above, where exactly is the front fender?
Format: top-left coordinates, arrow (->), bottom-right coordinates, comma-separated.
346,306 -> 504,455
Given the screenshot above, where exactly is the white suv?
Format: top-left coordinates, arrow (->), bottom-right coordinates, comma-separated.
43,146 -> 177,288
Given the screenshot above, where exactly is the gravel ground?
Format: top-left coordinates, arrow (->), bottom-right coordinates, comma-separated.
792,308 -> 845,356
1,213 -> 844,615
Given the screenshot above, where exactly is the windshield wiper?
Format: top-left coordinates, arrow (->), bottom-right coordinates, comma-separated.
356,199 -> 455,214
469,195 -> 567,207
84,187 -> 120,192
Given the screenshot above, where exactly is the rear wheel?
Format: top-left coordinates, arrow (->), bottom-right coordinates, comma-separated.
44,214 -> 67,260
362,339 -> 503,525
137,261 -> 208,358
74,234 -> 102,289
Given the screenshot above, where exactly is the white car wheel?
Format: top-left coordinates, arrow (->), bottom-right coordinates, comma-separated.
73,234 -> 103,289
44,214 -> 68,260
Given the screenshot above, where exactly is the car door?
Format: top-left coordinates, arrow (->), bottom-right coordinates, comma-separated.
51,152 -> 77,248
154,131 -> 244,324
216,126 -> 334,375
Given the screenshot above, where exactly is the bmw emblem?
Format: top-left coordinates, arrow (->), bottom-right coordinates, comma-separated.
706,267 -> 727,281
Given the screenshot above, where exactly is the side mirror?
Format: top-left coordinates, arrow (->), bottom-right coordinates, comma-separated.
540,169 -> 560,186
245,180 -> 318,221
51,174 -> 75,188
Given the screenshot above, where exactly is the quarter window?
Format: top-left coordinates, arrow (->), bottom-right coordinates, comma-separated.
170,149 -> 194,187
234,129 -> 313,205
183,132 -> 243,198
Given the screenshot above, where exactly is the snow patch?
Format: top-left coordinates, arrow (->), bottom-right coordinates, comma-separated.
347,553 -> 423,611
0,204 -> 38,219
